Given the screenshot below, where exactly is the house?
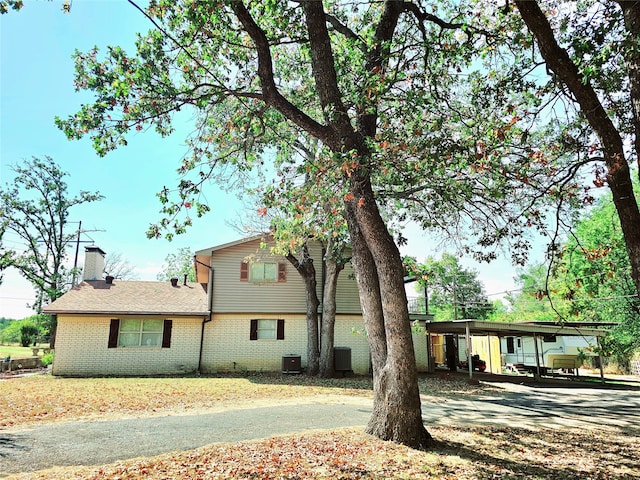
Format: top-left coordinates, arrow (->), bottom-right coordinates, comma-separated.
194,235 -> 431,375
44,247 -> 210,376
44,238 -> 432,376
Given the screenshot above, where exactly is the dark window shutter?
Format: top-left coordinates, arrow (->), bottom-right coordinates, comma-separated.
108,319 -> 119,348
277,319 -> 285,340
162,320 -> 172,348
250,319 -> 258,340
278,263 -> 287,282
240,262 -> 249,281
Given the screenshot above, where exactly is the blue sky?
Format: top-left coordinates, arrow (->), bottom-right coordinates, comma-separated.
0,1 -> 524,319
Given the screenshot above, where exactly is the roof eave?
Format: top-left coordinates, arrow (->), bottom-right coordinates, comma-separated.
424,319 -> 611,337
44,310 -> 210,316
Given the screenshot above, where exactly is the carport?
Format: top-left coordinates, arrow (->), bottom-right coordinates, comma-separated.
423,320 -> 613,382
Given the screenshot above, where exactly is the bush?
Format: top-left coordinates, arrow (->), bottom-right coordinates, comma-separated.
41,350 -> 54,367
20,324 -> 38,347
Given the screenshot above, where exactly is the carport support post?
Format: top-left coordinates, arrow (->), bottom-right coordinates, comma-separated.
466,322 -> 473,379
597,336 -> 605,384
533,332 -> 541,379
487,334 -> 493,374
426,329 -> 434,373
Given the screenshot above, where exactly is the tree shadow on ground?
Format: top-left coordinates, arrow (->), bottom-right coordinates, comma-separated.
0,434 -> 29,458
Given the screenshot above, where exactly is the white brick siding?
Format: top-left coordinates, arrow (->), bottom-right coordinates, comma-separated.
53,314 -> 429,377
52,314 -> 204,376
200,313 -> 429,375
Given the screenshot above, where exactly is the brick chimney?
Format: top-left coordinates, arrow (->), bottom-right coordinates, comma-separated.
83,246 -> 106,281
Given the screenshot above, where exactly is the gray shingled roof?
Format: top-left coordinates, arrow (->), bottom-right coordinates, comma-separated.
43,280 -> 209,316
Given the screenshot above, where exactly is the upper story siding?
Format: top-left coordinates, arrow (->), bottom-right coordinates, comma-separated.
197,237 -> 361,315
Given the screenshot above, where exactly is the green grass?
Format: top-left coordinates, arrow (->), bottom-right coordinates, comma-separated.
0,343 -> 49,358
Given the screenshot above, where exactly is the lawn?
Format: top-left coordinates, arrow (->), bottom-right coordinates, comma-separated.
0,343 -> 49,359
2,373 -> 638,479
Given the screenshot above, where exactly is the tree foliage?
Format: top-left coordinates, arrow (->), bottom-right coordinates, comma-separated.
0,156 -> 104,312
405,254 -> 493,320
54,0 -> 611,448
554,194 -> 640,366
156,247 -> 196,282
493,192 -> 640,367
510,0 -> 640,303
19,323 -> 38,347
495,263 -> 559,323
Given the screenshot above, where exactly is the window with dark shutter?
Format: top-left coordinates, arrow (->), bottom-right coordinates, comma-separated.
162,319 -> 172,348
277,319 -> 285,340
108,319 -> 120,348
240,262 -> 249,281
278,263 -> 287,282
250,319 -> 258,340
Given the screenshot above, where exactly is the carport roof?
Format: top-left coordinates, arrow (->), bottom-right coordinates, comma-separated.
424,319 -> 612,337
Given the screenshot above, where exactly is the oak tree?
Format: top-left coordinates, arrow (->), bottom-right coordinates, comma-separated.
57,0 -> 443,448
0,156 -> 103,345
56,0 -> 583,448
510,0 -> 640,301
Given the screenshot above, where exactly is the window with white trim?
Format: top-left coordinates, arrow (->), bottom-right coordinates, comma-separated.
240,261 -> 287,283
258,319 -> 277,339
108,319 -> 172,348
250,319 -> 285,340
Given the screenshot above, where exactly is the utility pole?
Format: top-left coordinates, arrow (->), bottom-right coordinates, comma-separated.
69,221 -> 105,286
72,220 -> 82,287
453,274 -> 458,320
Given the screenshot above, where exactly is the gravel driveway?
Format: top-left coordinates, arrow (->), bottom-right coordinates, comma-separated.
1,381 -> 639,477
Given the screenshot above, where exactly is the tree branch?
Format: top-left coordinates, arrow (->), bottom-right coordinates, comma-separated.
513,0 -> 624,159
301,1 -> 354,142
230,1 -> 334,146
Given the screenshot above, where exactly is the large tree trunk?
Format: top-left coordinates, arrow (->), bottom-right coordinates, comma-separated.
286,245 -> 320,376
319,253 -> 344,378
237,0 -> 431,449
344,173 -> 432,450
515,0 -> 640,298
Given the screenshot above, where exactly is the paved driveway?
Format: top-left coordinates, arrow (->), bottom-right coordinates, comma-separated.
423,381 -> 640,431
1,381 -> 639,476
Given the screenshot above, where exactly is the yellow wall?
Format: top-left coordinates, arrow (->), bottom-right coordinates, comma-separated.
469,336 -> 502,374
201,314 -> 431,375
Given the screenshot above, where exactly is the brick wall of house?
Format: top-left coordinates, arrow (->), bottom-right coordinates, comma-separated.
53,313 -> 429,376
52,314 -> 204,376
201,313 -> 311,373
200,313 -> 429,375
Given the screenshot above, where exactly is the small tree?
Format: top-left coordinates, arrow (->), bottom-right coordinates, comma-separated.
157,247 -> 196,282
104,252 -> 139,280
19,323 -> 38,347
406,254 -> 493,320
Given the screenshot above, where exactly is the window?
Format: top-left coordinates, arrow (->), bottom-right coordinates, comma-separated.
241,262 -> 287,283
250,319 -> 285,340
108,319 -> 172,348
506,337 -> 515,354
